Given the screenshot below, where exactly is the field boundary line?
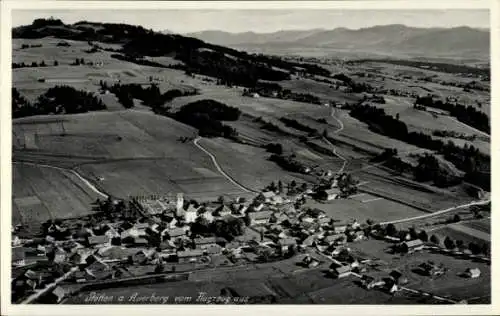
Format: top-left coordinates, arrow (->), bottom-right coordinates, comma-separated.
193,137 -> 259,194
380,199 -> 490,225
13,161 -> 109,199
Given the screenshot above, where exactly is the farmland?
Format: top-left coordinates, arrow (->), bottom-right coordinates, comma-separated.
12,162 -> 101,226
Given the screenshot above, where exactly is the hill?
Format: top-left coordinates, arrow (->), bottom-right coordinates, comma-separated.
187,25 -> 490,60
12,18 -> 333,87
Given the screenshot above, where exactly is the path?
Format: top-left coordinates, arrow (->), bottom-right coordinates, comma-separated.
193,137 -> 259,194
322,108 -> 348,173
380,199 -> 490,225
13,161 -> 109,199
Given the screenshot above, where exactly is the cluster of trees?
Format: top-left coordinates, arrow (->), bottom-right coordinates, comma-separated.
279,117 -> 318,135
190,217 -> 245,242
101,81 -> 196,109
12,60 -> 56,68
265,143 -> 283,155
332,73 -> 376,93
415,95 -> 489,134
244,83 -> 322,106
432,130 -> 476,141
350,104 -> 489,188
20,43 -> 42,49
71,58 -> 88,66
269,154 -> 309,174
442,236 -> 489,256
413,154 -> 462,187
174,99 -> 240,138
12,86 -> 106,118
384,224 -> 429,242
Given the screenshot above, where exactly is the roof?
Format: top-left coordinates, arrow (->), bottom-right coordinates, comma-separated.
168,228 -> 186,237
278,238 -> 296,247
403,239 -> 424,248
177,249 -> 204,258
214,205 -> 231,215
12,247 -> 25,262
206,244 -> 222,254
335,265 -> 351,274
248,211 -> 273,220
134,222 -> 149,229
262,191 -> 276,198
194,237 -> 217,245
88,235 -> 109,245
323,188 -> 341,195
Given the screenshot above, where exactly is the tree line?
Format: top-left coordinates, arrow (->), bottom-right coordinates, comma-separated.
173,99 -> 240,139
350,104 -> 490,189
415,95 -> 489,134
12,86 -> 106,118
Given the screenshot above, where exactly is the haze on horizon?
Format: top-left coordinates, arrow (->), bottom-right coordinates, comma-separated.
12,9 -> 489,34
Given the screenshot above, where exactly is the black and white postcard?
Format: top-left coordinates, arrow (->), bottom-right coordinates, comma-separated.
1,1 -> 497,315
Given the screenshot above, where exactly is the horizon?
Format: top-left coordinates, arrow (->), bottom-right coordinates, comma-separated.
12,9 -> 489,34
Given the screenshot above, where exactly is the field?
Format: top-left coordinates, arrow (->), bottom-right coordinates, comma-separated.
12,163 -> 101,225
350,239 -> 490,302
305,195 -> 425,224
432,225 -> 490,246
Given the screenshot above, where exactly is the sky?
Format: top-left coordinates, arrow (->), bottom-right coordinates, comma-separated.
12,9 -> 489,34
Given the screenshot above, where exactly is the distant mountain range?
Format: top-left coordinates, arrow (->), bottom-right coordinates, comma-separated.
186,24 -> 490,60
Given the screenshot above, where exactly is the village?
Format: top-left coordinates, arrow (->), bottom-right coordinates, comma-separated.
10,170 -> 490,304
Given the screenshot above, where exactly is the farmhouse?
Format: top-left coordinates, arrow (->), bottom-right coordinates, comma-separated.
261,191 -> 276,203
330,265 -> 351,278
464,268 -> 481,278
247,210 -> 273,226
319,188 -> 340,201
184,204 -> 199,223
177,249 -> 204,263
213,205 -> 232,217
88,235 -> 110,247
194,237 -> 218,249
278,238 -> 297,253
399,239 -> 424,253
418,261 -> 445,277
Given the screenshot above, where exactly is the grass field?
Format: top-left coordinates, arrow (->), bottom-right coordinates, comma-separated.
462,219 -> 490,234
305,195 -> 425,224
12,163 -> 101,225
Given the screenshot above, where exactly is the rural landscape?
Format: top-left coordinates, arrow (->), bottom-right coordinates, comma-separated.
10,10 -> 491,305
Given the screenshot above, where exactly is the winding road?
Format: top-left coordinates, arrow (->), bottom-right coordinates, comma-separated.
322,108 -> 348,174
193,137 -> 259,194
380,199 -> 490,225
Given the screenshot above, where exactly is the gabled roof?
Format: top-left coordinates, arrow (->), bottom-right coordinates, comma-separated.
248,210 -> 273,220
177,249 -> 204,258
262,191 -> 276,199
324,188 -> 341,195
403,239 -> 423,248
278,238 -> 297,247
194,237 -> 217,245
335,265 -> 351,274
168,228 -> 186,237
88,235 -> 109,245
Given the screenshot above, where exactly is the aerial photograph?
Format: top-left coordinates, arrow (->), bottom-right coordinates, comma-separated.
10,7 -> 491,305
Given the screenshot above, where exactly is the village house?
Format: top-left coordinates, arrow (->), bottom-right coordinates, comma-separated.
278,238 -> 297,253
302,235 -> 316,247
261,191 -> 276,203
184,204 -> 199,223
330,265 -> 352,278
163,227 -> 186,240
177,249 -> 204,263
52,286 -> 69,303
333,225 -> 347,234
205,244 -> 223,255
53,247 -> 67,264
200,209 -> 215,223
247,210 -> 273,226
464,268 -> 481,278
399,239 -> 424,253
194,236 -> 218,249
319,188 -> 341,201
12,247 -> 26,267
88,235 -> 110,248
418,261 -> 446,277
213,205 -> 232,217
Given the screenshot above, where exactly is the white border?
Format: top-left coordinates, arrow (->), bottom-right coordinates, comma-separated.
1,1 -> 497,316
